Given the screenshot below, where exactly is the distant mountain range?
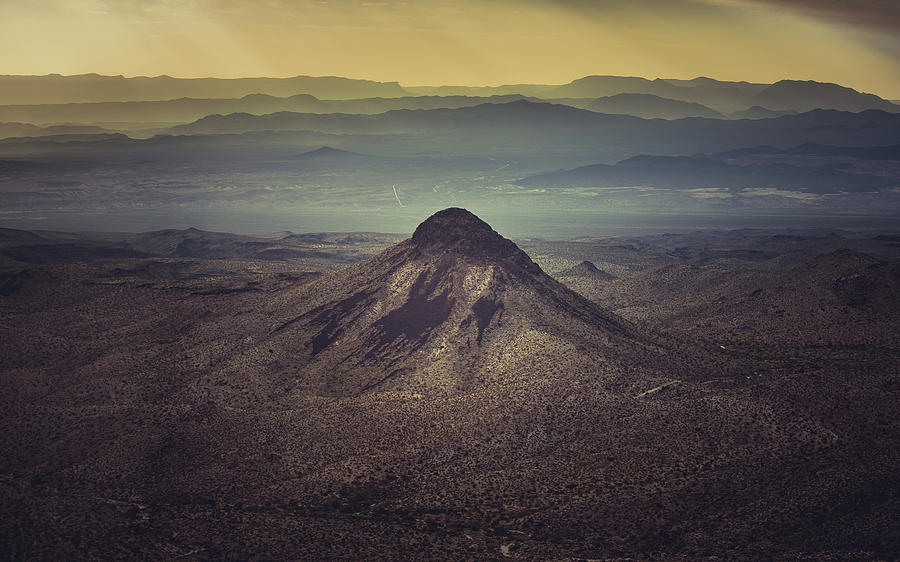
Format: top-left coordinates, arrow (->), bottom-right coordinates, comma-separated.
2,102 -> 899,172
0,92 -> 732,133
0,73 -> 409,104
0,93 -> 744,137
416,76 -> 899,114
1,74 -> 898,224
0,94 -> 536,130
546,75 -> 764,111
554,77 -> 899,114
0,74 -> 894,128
159,102 -> 900,158
408,75 -> 765,112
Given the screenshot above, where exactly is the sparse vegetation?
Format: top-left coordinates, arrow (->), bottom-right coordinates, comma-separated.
0,216 -> 898,559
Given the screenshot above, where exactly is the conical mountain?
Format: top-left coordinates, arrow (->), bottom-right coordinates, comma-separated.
560,260 -> 616,280
208,208 -> 723,399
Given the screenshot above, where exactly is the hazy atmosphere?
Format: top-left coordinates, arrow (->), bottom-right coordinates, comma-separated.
2,0 -> 900,97
1,0 -> 898,559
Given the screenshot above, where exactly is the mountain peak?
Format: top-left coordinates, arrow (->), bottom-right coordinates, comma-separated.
411,208 -> 538,270
560,260 -> 617,280
301,146 -> 357,157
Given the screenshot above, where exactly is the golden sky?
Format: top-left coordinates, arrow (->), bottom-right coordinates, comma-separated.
2,0 -> 899,97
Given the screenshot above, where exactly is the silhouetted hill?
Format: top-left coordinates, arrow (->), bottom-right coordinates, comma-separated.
164,100 -> 606,136
161,102 -> 900,145
551,75 -> 684,98
156,103 -> 900,161
405,76 -> 767,108
729,106 -> 798,119
0,122 -> 111,139
752,80 -> 899,113
403,83 -> 557,97
126,227 -> 272,258
547,75 -> 766,112
518,153 -> 895,193
549,76 -> 900,115
0,132 -> 129,147
0,94 -> 536,128
586,93 -> 723,119
714,142 -> 900,161
0,228 -> 149,264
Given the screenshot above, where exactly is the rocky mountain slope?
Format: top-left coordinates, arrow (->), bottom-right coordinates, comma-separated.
196,209 -> 715,402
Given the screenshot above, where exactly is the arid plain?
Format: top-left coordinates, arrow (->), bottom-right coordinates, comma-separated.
1,210 -> 898,559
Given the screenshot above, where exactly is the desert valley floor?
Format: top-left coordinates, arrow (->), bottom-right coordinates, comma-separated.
1,209 -> 898,559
